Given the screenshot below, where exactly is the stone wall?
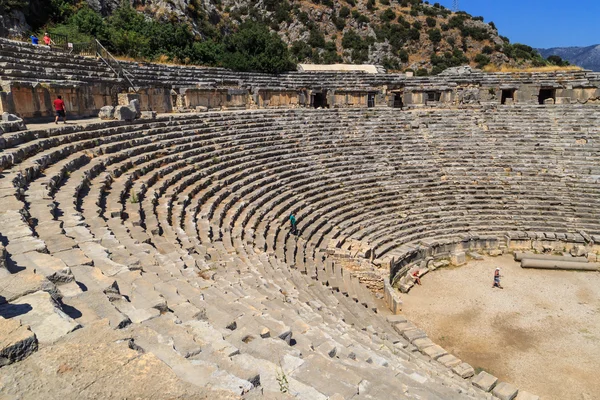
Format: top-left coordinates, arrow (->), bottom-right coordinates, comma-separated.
1,38 -> 600,119
256,89 -> 302,108
180,88 -> 248,110
1,82 -> 113,119
119,88 -> 173,114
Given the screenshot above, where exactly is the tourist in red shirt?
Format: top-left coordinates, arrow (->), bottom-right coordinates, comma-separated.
54,95 -> 67,124
43,33 -> 53,46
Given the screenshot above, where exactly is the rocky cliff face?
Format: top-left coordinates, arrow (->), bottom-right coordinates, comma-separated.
0,0 -> 544,73
538,45 -> 600,72
0,10 -> 29,38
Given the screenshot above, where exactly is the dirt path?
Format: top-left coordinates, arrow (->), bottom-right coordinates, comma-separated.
401,254 -> 600,400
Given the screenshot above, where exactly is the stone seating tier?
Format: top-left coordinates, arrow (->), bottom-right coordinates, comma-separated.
1,38 -> 599,92
1,105 -> 599,399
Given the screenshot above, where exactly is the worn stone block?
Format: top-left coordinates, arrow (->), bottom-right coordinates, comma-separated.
98,106 -> 115,120
472,371 -> 498,391
421,344 -> 447,360
438,354 -> 461,368
452,362 -> 475,378
403,328 -> 427,342
0,318 -> 38,366
492,382 -> 519,400
515,391 -> 539,400
451,252 -> 466,266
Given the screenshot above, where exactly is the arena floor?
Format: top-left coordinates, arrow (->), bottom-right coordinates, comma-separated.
401,254 -> 600,400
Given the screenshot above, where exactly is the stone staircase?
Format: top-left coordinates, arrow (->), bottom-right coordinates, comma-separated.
1,105 -> 599,398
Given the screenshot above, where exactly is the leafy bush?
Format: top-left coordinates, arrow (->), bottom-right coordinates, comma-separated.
219,21 -> 295,73
474,53 -> 490,68
428,29 -> 442,44
380,8 -> 396,22
547,55 -> 569,67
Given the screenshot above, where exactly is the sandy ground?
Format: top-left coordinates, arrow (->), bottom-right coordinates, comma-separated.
401,254 -> 600,400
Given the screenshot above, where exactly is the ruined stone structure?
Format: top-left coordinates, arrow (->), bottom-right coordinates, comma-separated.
1,37 -> 599,399
1,38 -> 600,119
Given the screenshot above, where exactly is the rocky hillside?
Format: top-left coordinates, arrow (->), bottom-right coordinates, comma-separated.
1,0 -> 552,74
538,45 -> 600,72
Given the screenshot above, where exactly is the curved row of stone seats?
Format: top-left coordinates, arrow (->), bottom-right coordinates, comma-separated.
125,59 -> 600,91
2,105 -> 599,398
0,110 -> 489,398
0,39 -> 118,84
2,37 -> 599,96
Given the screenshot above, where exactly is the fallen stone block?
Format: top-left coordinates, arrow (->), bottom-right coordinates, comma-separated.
489,249 -> 503,257
98,106 -> 115,120
114,104 -> 137,122
451,252 -> 466,266
492,382 -> 519,400
2,112 -> 20,122
472,370 -> 498,391
0,318 -> 38,367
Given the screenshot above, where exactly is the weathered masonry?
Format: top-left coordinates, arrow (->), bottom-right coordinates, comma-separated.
1,37 -> 599,119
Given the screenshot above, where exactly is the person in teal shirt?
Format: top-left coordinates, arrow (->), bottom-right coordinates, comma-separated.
289,213 -> 297,235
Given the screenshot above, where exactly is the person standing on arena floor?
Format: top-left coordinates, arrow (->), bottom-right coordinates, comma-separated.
54,95 -> 67,124
492,267 -> 503,289
289,213 -> 297,235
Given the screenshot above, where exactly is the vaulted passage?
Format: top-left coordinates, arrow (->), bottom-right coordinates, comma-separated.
312,92 -> 328,108
538,88 -> 556,104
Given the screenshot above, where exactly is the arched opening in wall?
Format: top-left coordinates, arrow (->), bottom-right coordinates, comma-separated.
313,91 -> 328,108
538,88 -> 556,104
501,89 -> 515,105
393,93 -> 404,109
367,93 -> 376,108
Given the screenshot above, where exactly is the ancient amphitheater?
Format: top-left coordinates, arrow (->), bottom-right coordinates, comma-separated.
1,39 -> 600,400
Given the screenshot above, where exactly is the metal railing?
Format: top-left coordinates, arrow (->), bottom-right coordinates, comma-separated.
48,32 -> 68,51
47,32 -> 137,93
70,41 -> 98,57
94,39 -> 137,92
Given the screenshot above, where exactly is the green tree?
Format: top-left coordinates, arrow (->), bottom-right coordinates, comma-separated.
219,21 -> 295,73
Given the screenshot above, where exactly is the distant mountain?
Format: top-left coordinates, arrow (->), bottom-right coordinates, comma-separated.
537,45 -> 600,71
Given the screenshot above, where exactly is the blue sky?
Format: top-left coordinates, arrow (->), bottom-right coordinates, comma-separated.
435,0 -> 599,48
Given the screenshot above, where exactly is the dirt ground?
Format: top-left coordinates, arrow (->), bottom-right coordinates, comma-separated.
401,254 -> 600,400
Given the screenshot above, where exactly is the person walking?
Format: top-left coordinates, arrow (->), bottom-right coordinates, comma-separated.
492,267 -> 503,289
54,95 -> 67,124
289,213 -> 297,235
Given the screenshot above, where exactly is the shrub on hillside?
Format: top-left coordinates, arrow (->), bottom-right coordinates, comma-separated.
219,21 -> 295,73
